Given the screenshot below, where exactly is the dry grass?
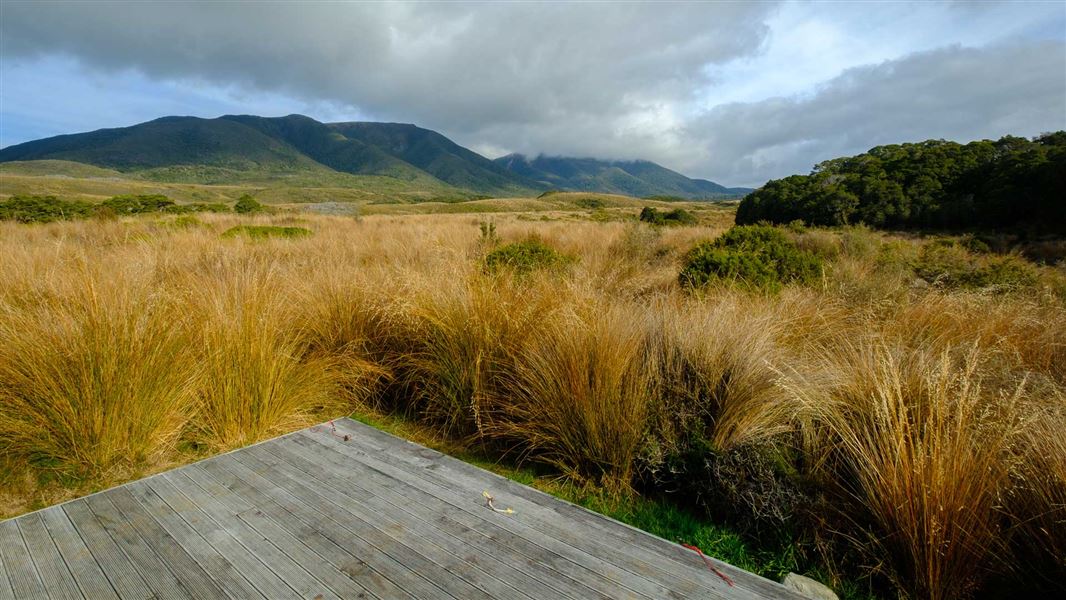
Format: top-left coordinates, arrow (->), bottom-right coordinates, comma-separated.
1,211 -> 1063,598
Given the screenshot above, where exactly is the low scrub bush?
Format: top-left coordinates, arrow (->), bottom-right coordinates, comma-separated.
639,206 -> 697,226
679,225 -> 822,292
233,194 -> 264,214
221,225 -> 312,240
165,202 -> 230,214
484,237 -> 574,275
164,215 -> 203,229
0,195 -> 93,223
101,194 -> 174,215
913,241 -> 1037,290
574,197 -> 605,209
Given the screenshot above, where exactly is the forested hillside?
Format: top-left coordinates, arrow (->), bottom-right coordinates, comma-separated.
736,133 -> 1066,232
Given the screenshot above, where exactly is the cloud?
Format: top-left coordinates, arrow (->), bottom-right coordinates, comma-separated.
0,2 -> 773,140
685,41 -> 1066,186
1,1 -> 1064,187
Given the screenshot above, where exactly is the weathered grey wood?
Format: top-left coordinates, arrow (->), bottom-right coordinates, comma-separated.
0,518 -> 47,599
267,437 -> 552,600
246,441 -> 534,600
297,431 -> 705,600
159,469 -> 375,600
181,462 -> 411,600
0,525 -> 13,600
62,500 -> 155,600
302,425 -> 731,600
229,447 -> 501,600
333,418 -> 794,599
204,454 -> 458,599
102,488 -> 227,600
39,507 -> 118,599
17,513 -> 84,600
124,481 -> 268,599
82,493 -> 193,600
279,433 -> 621,600
2,418 -> 804,599
143,474 -> 316,599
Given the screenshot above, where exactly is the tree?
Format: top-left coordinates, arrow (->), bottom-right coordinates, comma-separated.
234,195 -> 263,214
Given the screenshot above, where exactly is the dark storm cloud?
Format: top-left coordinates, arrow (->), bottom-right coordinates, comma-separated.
1,2 -> 773,133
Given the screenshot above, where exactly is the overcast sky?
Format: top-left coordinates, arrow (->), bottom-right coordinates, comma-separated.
2,1 -> 1064,187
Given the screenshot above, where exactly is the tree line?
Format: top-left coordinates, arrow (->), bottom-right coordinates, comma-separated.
736,132 -> 1066,232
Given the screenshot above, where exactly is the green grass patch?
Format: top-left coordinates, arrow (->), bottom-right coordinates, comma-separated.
221,225 -> 312,240
484,237 -> 574,275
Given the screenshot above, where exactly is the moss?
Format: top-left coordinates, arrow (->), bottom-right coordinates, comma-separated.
221,225 -> 311,240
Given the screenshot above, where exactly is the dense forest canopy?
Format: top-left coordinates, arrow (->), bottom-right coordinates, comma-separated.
736,132 -> 1066,232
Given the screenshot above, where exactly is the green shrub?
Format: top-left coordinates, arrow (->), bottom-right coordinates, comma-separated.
166,215 -> 203,229
0,195 -> 94,223
574,197 -> 605,209
914,242 -> 1037,290
165,202 -> 230,214
233,195 -> 264,214
639,207 -> 697,226
679,225 -> 823,292
221,225 -> 311,240
101,194 -> 174,215
484,238 -> 574,275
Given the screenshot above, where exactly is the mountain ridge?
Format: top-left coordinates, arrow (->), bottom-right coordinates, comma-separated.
494,153 -> 752,199
0,114 -> 749,198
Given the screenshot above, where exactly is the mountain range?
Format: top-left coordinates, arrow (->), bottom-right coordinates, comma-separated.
0,114 -> 750,199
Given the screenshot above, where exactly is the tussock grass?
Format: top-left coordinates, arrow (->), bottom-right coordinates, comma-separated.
1,212 -> 1063,599
0,257 -> 197,482
782,342 -> 1031,599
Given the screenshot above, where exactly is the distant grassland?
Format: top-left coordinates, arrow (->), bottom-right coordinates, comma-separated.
0,162 -> 738,225
0,159 -> 469,204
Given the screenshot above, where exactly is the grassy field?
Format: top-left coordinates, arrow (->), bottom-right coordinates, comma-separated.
1,203 -> 1064,599
0,159 -> 469,204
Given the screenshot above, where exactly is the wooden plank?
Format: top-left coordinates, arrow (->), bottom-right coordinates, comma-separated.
83,493 -> 192,600
229,448 -> 503,600
275,433 -> 620,600
270,435 -> 547,600
159,468 -> 376,599
123,481 -> 267,599
62,500 -> 155,600
1,419 -> 802,600
300,426 -> 723,600
40,507 -> 119,599
99,488 -> 226,600
200,455 -> 455,599
332,418 -> 795,599
142,474 -> 318,600
181,462 -> 413,596
0,533 -> 12,600
17,513 -> 84,600
0,518 -> 47,599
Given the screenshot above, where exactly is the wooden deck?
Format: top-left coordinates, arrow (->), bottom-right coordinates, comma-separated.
0,418 -> 804,599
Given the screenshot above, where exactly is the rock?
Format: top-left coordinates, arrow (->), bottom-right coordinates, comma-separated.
782,572 -> 838,600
